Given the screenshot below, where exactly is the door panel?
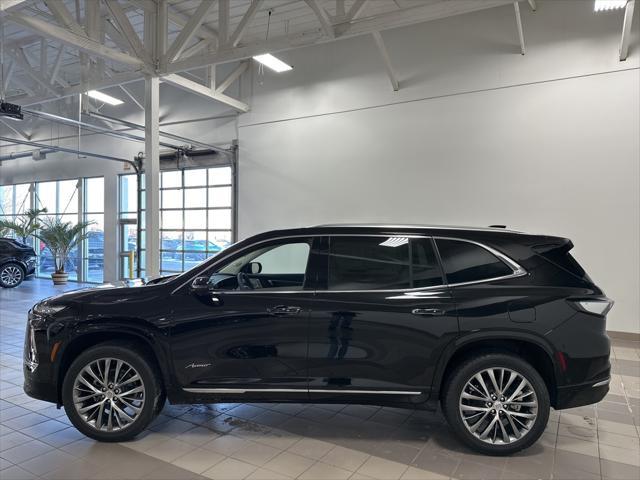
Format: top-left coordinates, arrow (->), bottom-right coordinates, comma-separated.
307,289 -> 457,397
169,236 -> 317,397
170,290 -> 313,391
306,235 -> 458,402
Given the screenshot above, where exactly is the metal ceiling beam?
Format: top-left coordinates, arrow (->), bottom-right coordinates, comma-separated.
43,0 -> 86,37
219,0 -> 229,45
7,12 -> 146,67
620,0 -> 635,61
2,60 -> 15,92
229,0 -> 264,47
214,61 -> 248,94
305,0 -> 335,38
164,0 -> 217,62
514,1 -> 525,55
0,118 -> 31,140
49,44 -> 65,86
371,31 -> 398,91
105,0 -> 153,66
166,0 -> 511,73
162,73 -> 249,112
11,48 -> 61,96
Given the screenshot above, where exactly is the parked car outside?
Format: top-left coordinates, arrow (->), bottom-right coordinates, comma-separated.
0,237 -> 37,287
23,225 -> 612,454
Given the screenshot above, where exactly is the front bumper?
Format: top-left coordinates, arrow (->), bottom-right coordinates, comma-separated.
23,311 -> 58,404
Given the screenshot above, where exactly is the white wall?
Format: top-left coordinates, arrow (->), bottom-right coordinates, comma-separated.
237,0 -> 640,333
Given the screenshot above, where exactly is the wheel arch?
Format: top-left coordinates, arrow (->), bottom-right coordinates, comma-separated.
434,333 -> 558,407
56,328 -> 169,406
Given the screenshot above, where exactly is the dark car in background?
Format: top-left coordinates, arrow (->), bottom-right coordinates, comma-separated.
0,237 -> 36,288
23,225 -> 612,454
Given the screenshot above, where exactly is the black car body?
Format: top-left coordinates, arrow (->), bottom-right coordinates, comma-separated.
23,225 -> 612,454
0,237 -> 36,288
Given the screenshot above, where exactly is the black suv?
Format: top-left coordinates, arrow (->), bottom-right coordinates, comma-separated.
24,225 -> 612,454
0,237 -> 36,288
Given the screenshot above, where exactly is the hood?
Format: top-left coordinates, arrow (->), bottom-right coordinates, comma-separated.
40,274 -> 178,306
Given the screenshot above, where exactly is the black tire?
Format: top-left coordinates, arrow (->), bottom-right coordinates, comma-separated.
0,262 -> 25,288
62,342 -> 164,442
442,353 -> 550,455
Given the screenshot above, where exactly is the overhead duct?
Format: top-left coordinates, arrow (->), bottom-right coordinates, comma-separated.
22,109 -> 185,150
0,148 -> 55,161
85,111 -> 232,154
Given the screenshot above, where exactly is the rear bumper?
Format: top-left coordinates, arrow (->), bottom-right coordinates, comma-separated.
555,376 -> 609,409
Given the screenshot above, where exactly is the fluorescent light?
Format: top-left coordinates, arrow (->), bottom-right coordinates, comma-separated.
86,90 -> 124,106
252,54 -> 293,73
594,0 -> 627,12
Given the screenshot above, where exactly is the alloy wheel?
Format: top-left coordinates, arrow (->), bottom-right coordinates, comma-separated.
459,367 -> 538,445
72,357 -> 146,432
0,265 -> 23,286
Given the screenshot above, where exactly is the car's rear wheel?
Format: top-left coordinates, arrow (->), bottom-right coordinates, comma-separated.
0,263 -> 24,288
62,342 -> 163,442
442,353 -> 550,455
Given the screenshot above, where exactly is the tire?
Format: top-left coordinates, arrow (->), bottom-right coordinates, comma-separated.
0,262 -> 25,288
62,342 -> 164,442
442,353 -> 550,455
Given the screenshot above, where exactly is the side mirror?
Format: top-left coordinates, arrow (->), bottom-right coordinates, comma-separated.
190,276 -> 211,295
247,262 -> 262,274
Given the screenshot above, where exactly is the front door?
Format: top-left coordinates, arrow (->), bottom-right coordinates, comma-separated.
306,235 -> 458,403
170,237 -> 317,398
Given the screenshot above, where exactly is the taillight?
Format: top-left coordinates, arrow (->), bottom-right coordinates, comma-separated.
569,298 -> 614,316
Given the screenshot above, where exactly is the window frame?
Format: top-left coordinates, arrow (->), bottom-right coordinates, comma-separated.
173,233 -> 527,295
432,236 -> 527,288
322,234 -> 446,292
198,236 -> 317,294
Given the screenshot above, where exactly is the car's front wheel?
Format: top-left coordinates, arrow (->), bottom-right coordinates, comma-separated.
442,353 -> 550,455
0,262 -> 24,288
62,342 -> 163,442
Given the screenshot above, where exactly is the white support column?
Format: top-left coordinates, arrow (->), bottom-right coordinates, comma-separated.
144,75 -> 160,278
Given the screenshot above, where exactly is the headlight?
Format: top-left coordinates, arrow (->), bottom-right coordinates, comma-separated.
33,304 -> 66,316
24,324 -> 38,372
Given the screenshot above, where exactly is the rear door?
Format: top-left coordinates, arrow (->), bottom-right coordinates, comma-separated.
306,235 -> 458,403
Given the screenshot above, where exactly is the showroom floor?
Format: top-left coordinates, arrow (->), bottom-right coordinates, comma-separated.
1,279 -> 639,480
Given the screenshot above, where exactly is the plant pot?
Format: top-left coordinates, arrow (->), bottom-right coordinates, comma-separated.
51,272 -> 68,285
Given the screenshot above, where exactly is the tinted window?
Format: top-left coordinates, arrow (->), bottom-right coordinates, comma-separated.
327,236 -> 442,290
211,240 -> 311,290
436,239 -> 513,284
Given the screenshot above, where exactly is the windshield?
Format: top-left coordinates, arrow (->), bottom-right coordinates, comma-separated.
171,240 -> 237,282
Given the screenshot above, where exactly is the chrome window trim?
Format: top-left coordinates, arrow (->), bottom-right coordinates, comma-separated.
183,387 -> 422,395
172,233 -> 527,294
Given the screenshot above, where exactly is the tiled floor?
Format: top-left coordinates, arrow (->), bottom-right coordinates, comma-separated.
1,278 -> 639,480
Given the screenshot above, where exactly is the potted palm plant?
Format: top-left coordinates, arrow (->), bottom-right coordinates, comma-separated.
0,208 -> 47,243
37,217 -> 93,285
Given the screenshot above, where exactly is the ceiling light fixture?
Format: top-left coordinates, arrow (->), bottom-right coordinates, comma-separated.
86,90 -> 124,106
594,0 -> 627,12
252,54 -> 293,73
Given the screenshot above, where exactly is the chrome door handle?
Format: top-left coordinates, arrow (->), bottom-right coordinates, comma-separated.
267,305 -> 301,316
412,308 -> 445,316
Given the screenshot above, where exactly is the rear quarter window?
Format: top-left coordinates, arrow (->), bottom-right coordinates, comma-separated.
435,239 -> 514,284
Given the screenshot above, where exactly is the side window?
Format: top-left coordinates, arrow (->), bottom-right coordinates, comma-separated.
210,240 -> 311,291
411,238 -> 444,288
435,239 -> 514,285
327,236 -> 443,290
